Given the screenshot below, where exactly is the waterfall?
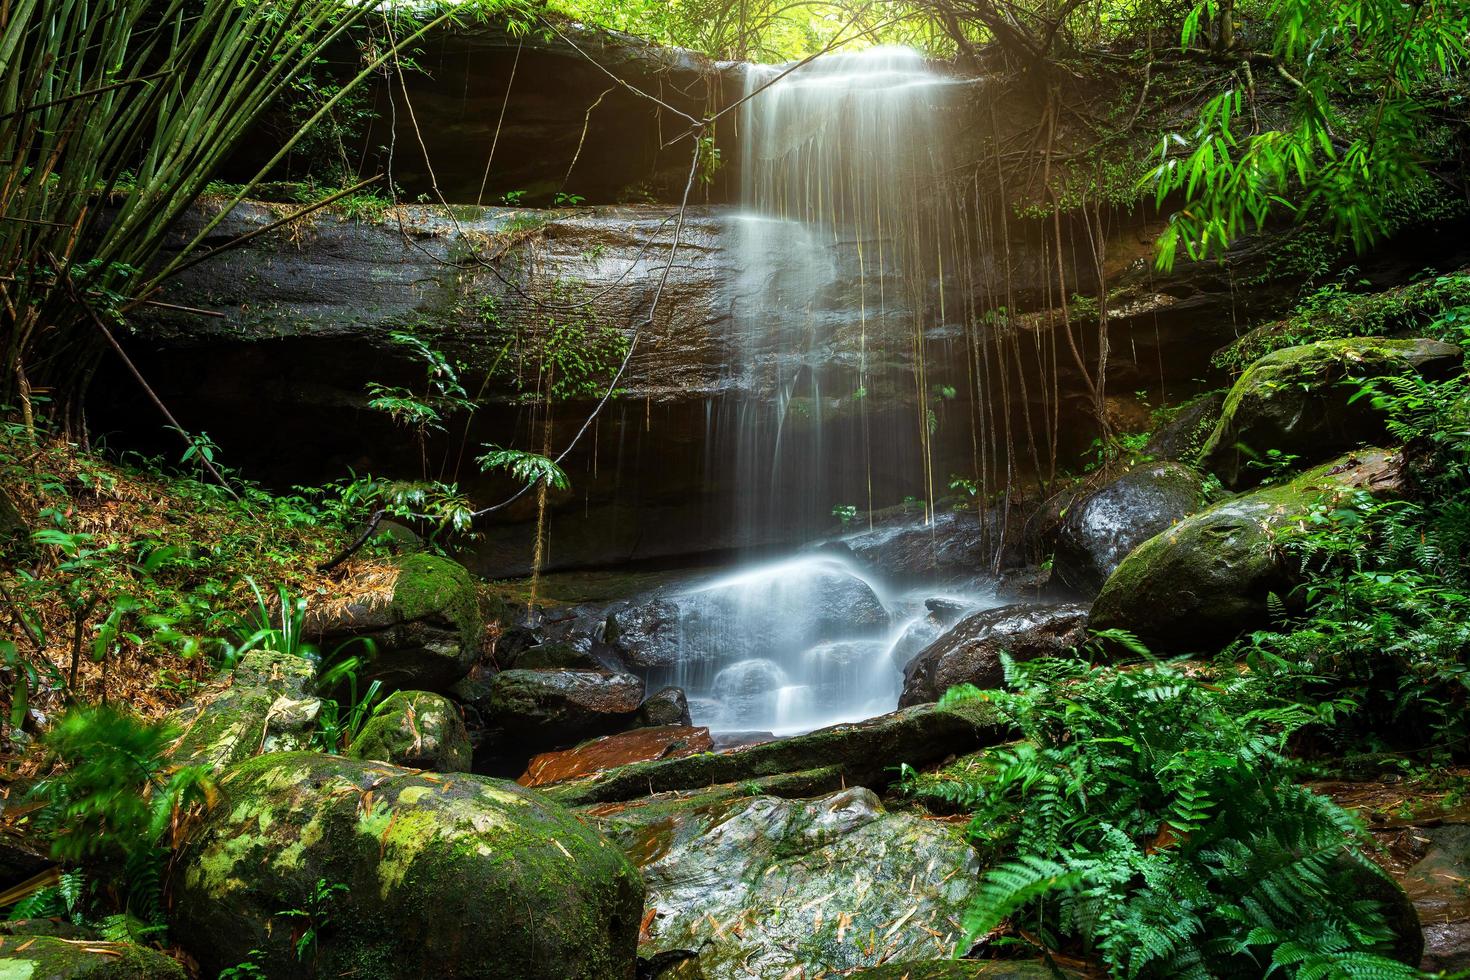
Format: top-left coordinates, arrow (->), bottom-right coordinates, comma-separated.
726,46 -> 959,542
637,49 -> 997,735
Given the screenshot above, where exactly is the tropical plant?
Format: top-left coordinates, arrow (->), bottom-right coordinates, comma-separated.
909,657 -> 1417,978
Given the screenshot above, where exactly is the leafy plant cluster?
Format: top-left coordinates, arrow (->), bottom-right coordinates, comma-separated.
1215,271 -> 1470,374
907,655 -> 1419,978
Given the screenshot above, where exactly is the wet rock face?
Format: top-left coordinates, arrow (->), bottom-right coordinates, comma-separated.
899,603 -> 1090,707
1144,391 -> 1226,463
171,752 -> 644,980
518,724 -> 713,788
1049,462 -> 1208,597
1200,337 -> 1464,489
595,787 -> 981,978
486,668 -> 645,753
346,690 -> 472,773
605,598 -> 682,670
1090,449 -> 1406,652
1401,824 -> 1470,972
840,510 -> 989,585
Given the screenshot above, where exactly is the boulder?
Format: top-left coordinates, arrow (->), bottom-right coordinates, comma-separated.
487,669 -> 645,753
1144,390 -> 1226,463
605,598 -> 682,670
899,603 -> 1091,706
1050,462 -> 1207,596
0,936 -> 186,978
519,725 -> 713,787
840,510 -> 986,584
595,787 -> 980,978
1090,449 -> 1406,652
171,751 -> 644,979
887,598 -> 985,670
543,699 -> 1007,806
314,554 -> 483,693
634,686 -> 692,728
1200,337 -> 1463,488
168,650 -> 318,769
346,690 -> 472,772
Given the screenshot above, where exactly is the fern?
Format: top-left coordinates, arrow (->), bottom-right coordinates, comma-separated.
922,660 -> 1415,977
475,444 -> 570,490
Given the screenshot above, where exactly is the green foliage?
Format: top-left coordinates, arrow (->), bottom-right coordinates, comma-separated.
314,656 -> 385,753
1217,272 -> 1470,373
278,878 -> 349,962
831,504 -> 858,526
1149,0 -> 1469,270
915,658 -> 1414,978
476,445 -> 570,490
26,707 -> 212,927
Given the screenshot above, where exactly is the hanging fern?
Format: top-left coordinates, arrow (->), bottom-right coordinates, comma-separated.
476,445 -> 570,490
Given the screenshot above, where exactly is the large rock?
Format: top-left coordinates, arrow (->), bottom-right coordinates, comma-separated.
171,752 -> 644,979
314,554 -> 482,693
840,510 -> 987,584
634,686 -> 692,727
169,650 -> 319,769
848,964 -> 1084,979
1050,462 -> 1207,596
1144,390 -> 1226,463
0,936 -> 186,978
1091,449 -> 1406,652
1200,337 -> 1462,488
346,690 -> 472,772
899,603 -> 1091,706
543,699 -> 1008,806
487,669 -> 644,753
1398,823 -> 1470,972
596,788 -> 980,977
604,599 -> 682,670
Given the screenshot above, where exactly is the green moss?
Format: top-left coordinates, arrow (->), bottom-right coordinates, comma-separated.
391,554 -> 480,647
0,937 -> 186,979
347,690 -> 472,772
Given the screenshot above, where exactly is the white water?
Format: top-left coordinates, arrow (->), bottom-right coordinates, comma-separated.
657,553 -> 994,735
663,49 -> 983,735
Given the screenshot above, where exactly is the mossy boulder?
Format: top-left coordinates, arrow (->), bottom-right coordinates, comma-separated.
0,936 -> 186,979
346,690 -> 472,772
1090,449 -> 1406,652
1143,390 -> 1226,463
1049,462 -> 1208,597
168,649 -> 319,769
170,751 -> 644,979
1199,337 -> 1462,488
899,602 -> 1090,706
544,699 -> 1009,806
313,554 -> 483,693
595,787 -> 979,978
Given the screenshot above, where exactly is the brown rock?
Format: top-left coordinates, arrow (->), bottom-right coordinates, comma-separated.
518,725 -> 713,788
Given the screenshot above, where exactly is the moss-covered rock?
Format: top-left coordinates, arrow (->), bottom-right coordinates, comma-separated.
544,699 -> 1009,806
595,787 -> 979,978
1199,337 -> 1462,488
1143,390 -> 1226,463
1090,449 -> 1406,652
170,751 -> 644,979
0,936 -> 186,979
168,649 -> 318,769
346,690 -> 471,772
313,554 -> 483,694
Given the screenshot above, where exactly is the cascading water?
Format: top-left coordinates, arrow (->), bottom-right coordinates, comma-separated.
639,49 -> 997,735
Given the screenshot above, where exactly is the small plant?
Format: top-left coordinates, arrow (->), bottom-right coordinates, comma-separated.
552,191 -> 585,207
313,656 -> 383,753
830,504 -> 857,527
278,878 -> 349,962
476,445 -> 569,490
502,189 -> 527,206
1244,446 -> 1303,482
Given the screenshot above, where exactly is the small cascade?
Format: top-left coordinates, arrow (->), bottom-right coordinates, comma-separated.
650,553 -> 995,735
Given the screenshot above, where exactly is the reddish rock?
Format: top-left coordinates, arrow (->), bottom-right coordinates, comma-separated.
519,725 -> 713,788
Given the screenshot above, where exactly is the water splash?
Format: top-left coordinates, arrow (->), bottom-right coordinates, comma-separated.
650,552 -> 995,735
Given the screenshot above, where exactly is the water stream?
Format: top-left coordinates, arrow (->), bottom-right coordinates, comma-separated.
645,49 -> 991,734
